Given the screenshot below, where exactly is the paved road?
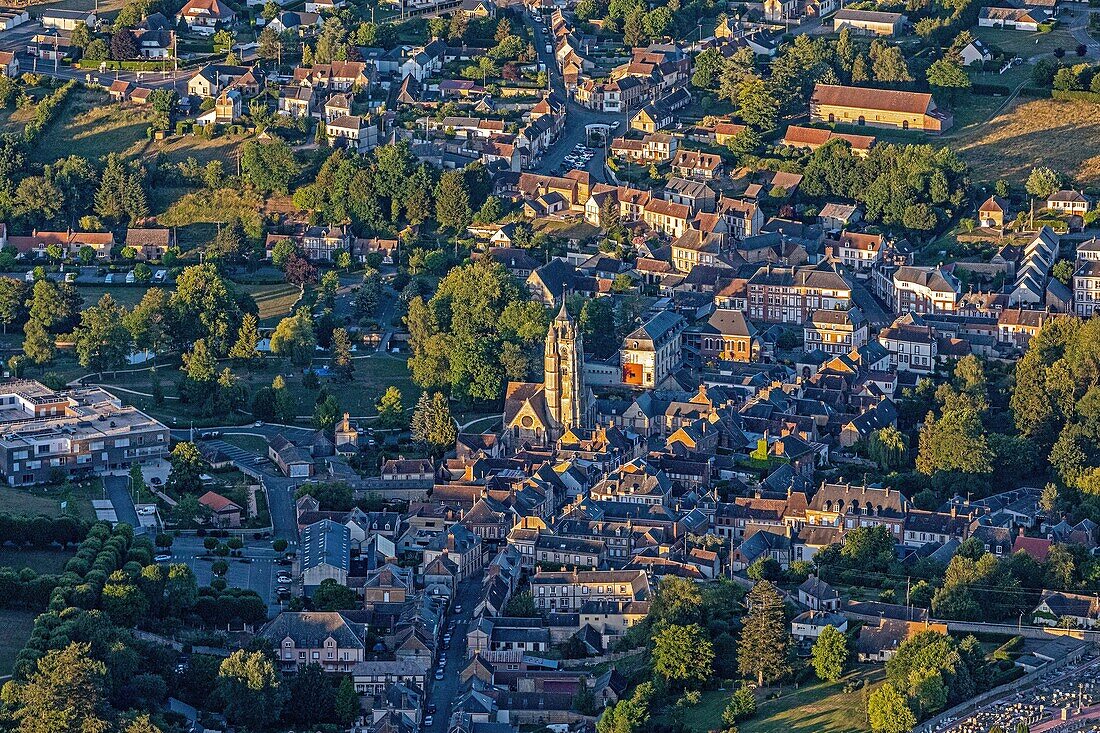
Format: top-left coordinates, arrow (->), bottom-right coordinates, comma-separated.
524,10 -> 625,181
104,473 -> 140,528
849,278 -> 893,327
425,578 -> 482,732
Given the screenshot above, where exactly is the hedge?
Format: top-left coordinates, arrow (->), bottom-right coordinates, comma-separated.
23,80 -> 74,144
1052,89 -> 1100,103
971,83 -> 1012,96
76,59 -> 173,71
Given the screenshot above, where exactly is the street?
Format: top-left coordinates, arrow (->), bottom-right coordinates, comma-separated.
424,578 -> 482,731
524,10 -> 626,181
849,278 -> 893,327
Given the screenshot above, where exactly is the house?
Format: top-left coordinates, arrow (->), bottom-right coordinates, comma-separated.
792,610 -> 848,642
878,315 -> 938,374
978,195 -> 1010,228
810,84 -> 952,133
530,569 -> 649,612
327,115 -> 377,152
299,519 -> 352,591
891,265 -> 960,314
671,150 -> 722,181
1074,260 -> 1100,317
799,576 -> 840,611
621,311 -> 686,388
746,264 -> 852,325
855,618 -> 948,662
804,308 -> 867,356
805,482 -> 908,537
959,38 -> 992,66
714,121 -> 747,146
125,228 -> 173,260
643,198 -> 692,239
197,490 -> 243,527
260,611 -> 366,672
278,85 -> 320,118
686,309 -> 762,364
1032,590 -> 1100,628
0,50 -> 19,77
832,9 -> 907,35
829,231 -> 883,272
781,125 -> 876,156
1047,190 -> 1093,216
213,88 -> 241,123
305,0 -> 344,11
269,434 -> 314,477
819,203 -> 862,231
177,0 -> 236,32
6,230 -> 115,260
978,6 -> 1048,30
609,133 -> 677,163
41,9 -> 95,30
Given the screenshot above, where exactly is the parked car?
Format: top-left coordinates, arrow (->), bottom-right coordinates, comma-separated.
154,554 -> 172,562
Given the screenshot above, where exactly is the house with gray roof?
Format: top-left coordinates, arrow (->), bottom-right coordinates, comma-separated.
259,611 -> 366,672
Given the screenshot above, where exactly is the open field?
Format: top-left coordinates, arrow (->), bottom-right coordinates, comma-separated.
0,482 -> 99,521
972,26 -> 1078,59
143,134 -> 247,166
741,668 -> 886,733
0,548 -> 75,574
0,609 -> 37,676
242,283 -> 303,325
30,88 -> 154,165
952,97 -> 1100,183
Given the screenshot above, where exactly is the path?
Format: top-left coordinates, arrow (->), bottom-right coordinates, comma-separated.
104,474 -> 140,529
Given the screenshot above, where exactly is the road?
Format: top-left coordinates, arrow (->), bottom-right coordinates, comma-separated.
424,578 -> 482,732
524,10 -> 625,181
849,278 -> 893,327
104,473 -> 140,528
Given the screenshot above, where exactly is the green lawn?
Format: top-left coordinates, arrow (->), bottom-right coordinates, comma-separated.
77,285 -> 159,308
242,283 -> 303,325
0,548 -> 75,574
972,26 -> 1077,59
30,88 -> 154,165
219,434 -> 270,454
0,609 -> 37,676
741,668 -> 885,733
0,482 -> 99,521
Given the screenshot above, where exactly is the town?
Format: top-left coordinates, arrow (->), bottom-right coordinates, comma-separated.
0,0 -> 1098,729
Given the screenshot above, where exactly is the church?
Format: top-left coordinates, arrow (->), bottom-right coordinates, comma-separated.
502,302 -> 595,449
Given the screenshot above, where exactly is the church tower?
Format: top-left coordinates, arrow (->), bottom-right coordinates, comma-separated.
544,300 -> 586,441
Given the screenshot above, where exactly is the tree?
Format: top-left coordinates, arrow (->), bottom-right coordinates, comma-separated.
1025,167 -> 1061,199
692,48 -> 726,88
652,623 -> 714,687
314,394 -> 341,430
867,684 -> 916,733
623,9 -> 646,46
258,26 -> 283,61
271,307 -> 317,367
376,386 -> 405,429
411,392 -> 456,452
504,591 -> 537,616
334,676 -> 359,726
0,276 -> 27,335
241,139 -> 300,195
722,684 -> 757,725
331,327 -> 354,381
229,313 -> 262,367
216,650 -> 285,731
868,426 -> 908,470
435,169 -> 472,231
171,263 -> 242,354
738,581 -> 792,686
736,75 -> 779,133
312,578 -> 358,610
182,338 -> 217,385
915,405 -> 993,475
271,239 -> 295,269
811,625 -> 849,682
10,642 -> 110,733
167,441 -> 207,495
110,27 -> 139,60
23,318 -> 55,365
73,293 -> 131,377
926,57 -> 971,91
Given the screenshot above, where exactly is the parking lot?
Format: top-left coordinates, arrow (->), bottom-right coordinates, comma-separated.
160,535 -> 292,614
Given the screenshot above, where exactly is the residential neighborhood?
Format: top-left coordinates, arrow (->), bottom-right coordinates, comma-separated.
0,0 -> 1099,730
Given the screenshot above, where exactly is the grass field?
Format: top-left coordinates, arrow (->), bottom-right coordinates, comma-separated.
144,134 -> 246,166
972,26 -> 1077,60
77,285 -> 158,308
242,283 -> 303,325
0,609 -> 37,676
30,88 -> 154,165
219,434 -> 270,454
0,548 -> 75,574
741,668 -> 885,733
953,97 -> 1100,183
0,482 -> 99,521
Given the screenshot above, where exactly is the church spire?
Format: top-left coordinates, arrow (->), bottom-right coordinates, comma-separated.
556,289 -> 571,322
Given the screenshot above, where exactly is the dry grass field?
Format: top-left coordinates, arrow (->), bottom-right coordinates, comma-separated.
953,97 -> 1100,184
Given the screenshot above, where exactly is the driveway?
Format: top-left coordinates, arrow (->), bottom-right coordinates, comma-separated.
425,578 -> 483,731
104,474 -> 140,528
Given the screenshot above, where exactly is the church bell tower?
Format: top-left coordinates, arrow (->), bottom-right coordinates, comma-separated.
544,300 -> 585,441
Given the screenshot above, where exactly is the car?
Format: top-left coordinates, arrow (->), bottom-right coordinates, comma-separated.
427,705 -> 437,715
434,670 -> 444,680
137,506 -> 156,516
277,574 -> 292,584
276,586 -> 291,595
150,476 -> 163,486
254,420 -> 264,427
454,604 -> 462,613
276,558 -> 292,566
238,558 -> 253,564
443,635 -> 451,644
154,554 -> 172,562
424,716 -> 434,727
